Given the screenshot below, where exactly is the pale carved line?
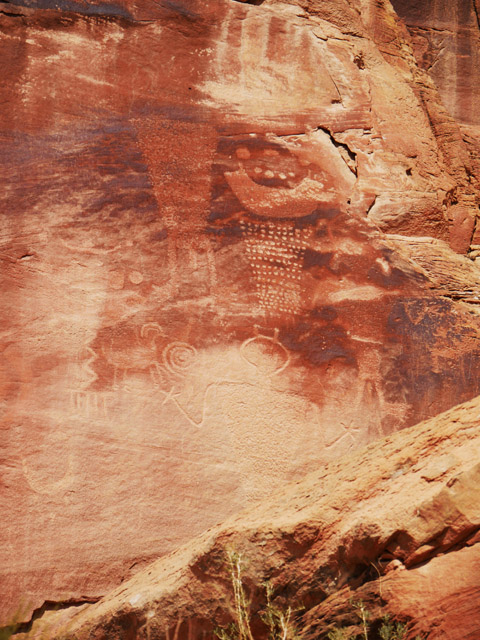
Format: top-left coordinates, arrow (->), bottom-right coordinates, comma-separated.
22,452 -> 74,496
239,330 -> 291,376
324,421 -> 361,450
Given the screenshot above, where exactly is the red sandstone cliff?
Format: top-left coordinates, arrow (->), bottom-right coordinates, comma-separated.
14,394 -> 480,639
2,0 -> 480,630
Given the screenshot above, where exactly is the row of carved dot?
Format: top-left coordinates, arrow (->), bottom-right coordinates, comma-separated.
248,258 -> 304,268
240,222 -> 311,236
248,249 -> 305,258
259,303 -> 299,313
264,307 -> 300,314
243,232 -> 310,242
249,260 -> 302,269
242,231 -> 310,242
248,257 -> 306,267
259,301 -> 299,310
250,167 -> 296,180
249,259 -> 303,271
246,245 -> 308,255
247,242 -> 304,250
245,237 -> 310,246
250,262 -> 303,272
248,255 -> 306,264
256,291 -> 301,301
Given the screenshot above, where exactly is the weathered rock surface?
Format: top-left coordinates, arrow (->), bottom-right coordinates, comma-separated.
391,0 -> 480,126
390,0 -> 480,257
2,0 -> 480,625
15,394 -> 480,640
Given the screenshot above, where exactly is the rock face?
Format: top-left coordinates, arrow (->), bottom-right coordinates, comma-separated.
2,0 -> 480,626
391,0 -> 480,126
390,0 -> 480,254
17,394 -> 480,640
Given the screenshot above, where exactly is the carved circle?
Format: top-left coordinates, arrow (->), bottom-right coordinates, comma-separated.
240,335 -> 289,376
163,342 -> 198,376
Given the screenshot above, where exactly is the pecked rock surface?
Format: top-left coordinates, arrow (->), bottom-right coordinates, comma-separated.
14,394 -> 480,640
2,0 -> 480,625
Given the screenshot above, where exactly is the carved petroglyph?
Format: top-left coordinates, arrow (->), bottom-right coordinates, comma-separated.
225,167 -> 334,218
240,328 -> 290,376
324,420 -> 361,450
70,390 -> 113,418
71,324 -> 167,416
13,418 -> 76,496
133,117 -> 218,301
70,345 -> 112,418
81,346 -> 98,386
159,233 -> 218,299
22,453 -> 74,496
101,322 -> 166,390
59,239 -> 121,255
162,341 -> 198,377
240,220 -> 311,316
159,331 -> 292,428
221,384 -> 322,501
160,381 -> 229,428
216,133 -> 351,318
201,7 -> 343,116
356,346 -> 408,430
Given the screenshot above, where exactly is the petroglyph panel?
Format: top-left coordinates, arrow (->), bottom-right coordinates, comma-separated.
199,4 -> 371,121
4,0 -> 480,620
241,221 -> 311,316
133,117 -> 218,300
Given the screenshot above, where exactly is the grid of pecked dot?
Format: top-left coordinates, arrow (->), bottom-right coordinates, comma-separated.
240,220 -> 310,316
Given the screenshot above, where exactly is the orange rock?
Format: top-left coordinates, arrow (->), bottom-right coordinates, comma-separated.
2,0 -> 480,626
17,394 -> 480,639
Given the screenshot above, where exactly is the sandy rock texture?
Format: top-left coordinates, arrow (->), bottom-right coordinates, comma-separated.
16,394 -> 480,640
391,0 -> 480,127
2,0 -> 480,625
390,0 -> 480,254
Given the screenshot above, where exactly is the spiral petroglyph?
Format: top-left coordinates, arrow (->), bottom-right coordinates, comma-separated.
162,342 -> 198,376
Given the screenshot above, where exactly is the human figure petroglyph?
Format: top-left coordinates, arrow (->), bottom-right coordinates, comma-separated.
215,131 -> 356,320
153,229 -> 218,301
353,341 -> 409,434
132,117 -> 218,301
228,176 -> 313,317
